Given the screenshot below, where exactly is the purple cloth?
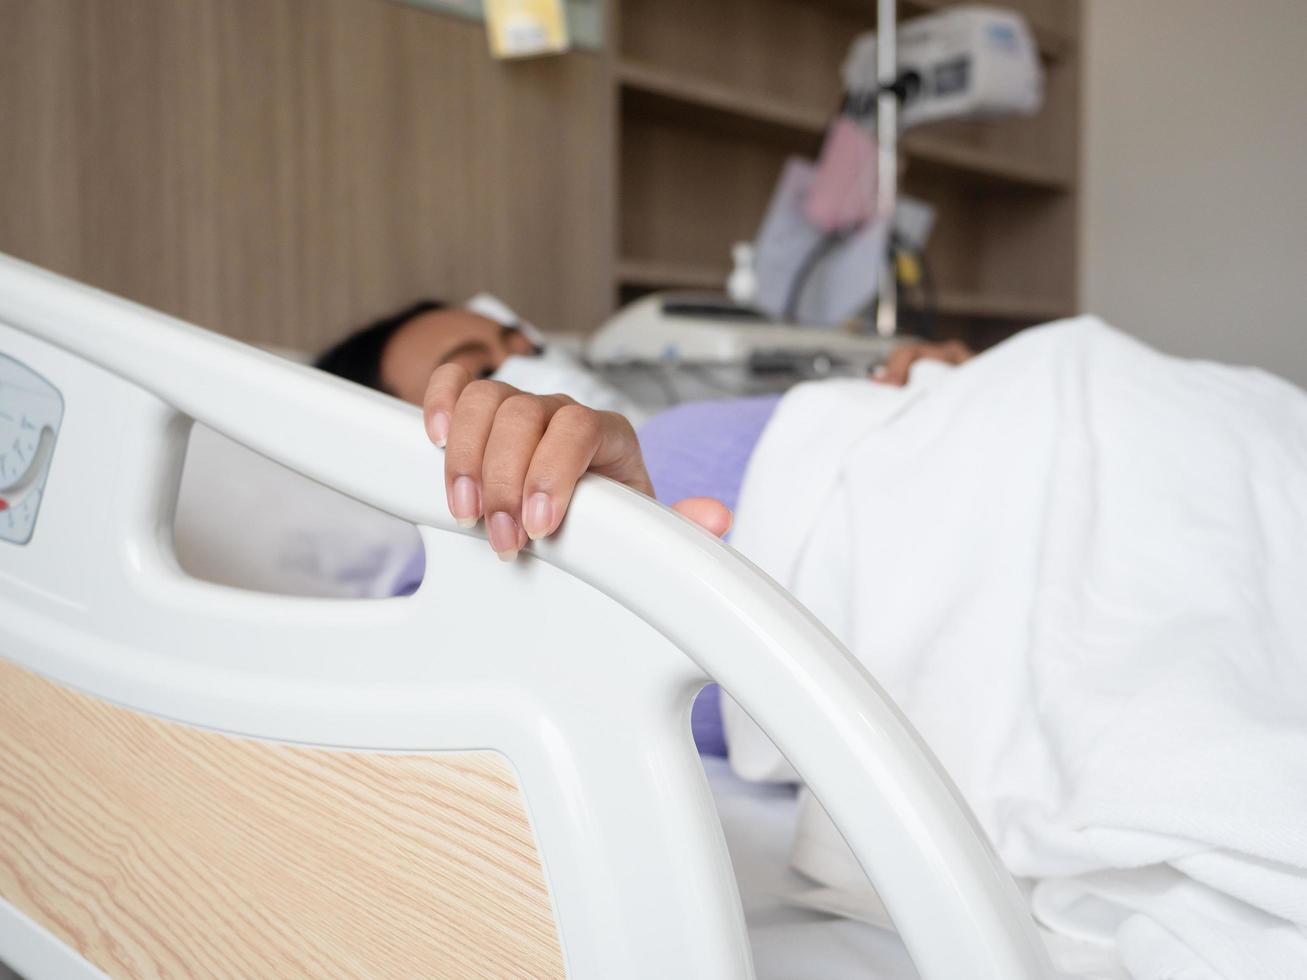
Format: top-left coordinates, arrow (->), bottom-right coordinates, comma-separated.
391,396 -> 780,755
638,396 -> 780,520
639,397 -> 780,756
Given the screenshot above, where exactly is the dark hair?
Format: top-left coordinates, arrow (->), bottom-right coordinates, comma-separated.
315,299 -> 445,393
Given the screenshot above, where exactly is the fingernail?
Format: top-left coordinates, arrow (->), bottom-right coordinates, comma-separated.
427,411 -> 450,447
451,476 -> 481,528
487,511 -> 522,561
523,492 -> 554,540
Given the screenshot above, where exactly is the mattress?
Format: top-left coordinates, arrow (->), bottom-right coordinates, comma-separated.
704,756 -> 921,980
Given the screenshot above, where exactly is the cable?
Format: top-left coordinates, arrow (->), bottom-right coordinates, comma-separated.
783,231 -> 847,323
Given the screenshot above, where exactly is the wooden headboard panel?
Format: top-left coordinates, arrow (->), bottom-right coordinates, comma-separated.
0,0 -> 614,352
0,657 -> 565,978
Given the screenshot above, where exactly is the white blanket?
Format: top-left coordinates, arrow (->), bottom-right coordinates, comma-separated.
725,318 -> 1307,979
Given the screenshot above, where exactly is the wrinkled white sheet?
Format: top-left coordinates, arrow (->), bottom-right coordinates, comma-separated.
703,756 -> 923,980
725,318 -> 1307,979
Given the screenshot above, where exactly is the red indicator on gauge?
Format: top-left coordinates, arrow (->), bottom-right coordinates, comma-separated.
0,499 -> 8,512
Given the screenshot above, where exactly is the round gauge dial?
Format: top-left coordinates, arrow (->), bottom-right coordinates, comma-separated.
0,353 -> 64,545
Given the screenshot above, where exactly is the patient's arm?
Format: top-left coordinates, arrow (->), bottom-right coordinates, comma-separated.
873,339 -> 973,386
423,363 -> 729,559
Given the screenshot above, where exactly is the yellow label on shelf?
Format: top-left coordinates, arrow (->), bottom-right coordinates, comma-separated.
485,0 -> 569,59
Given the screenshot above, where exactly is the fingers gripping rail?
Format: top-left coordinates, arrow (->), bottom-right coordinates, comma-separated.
0,254 -> 1051,979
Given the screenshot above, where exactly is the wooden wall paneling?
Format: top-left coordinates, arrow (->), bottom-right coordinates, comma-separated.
0,0 -> 614,351
620,109 -> 800,271
901,167 -> 984,295
0,0 -> 1081,343
975,178 -> 1078,307
619,0 -> 866,115
974,21 -> 1080,310
0,2 -> 85,290
0,656 -> 565,979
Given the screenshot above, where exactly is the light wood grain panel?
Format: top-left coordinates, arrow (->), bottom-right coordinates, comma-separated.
0,657 -> 564,979
0,0 -> 613,350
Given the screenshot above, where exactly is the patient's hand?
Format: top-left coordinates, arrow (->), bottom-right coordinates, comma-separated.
424,364 -> 730,559
873,339 -> 972,386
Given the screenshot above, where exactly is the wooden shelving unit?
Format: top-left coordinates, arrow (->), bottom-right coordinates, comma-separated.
902,133 -> 1071,191
615,269 -> 1076,326
616,60 -> 827,136
934,290 -> 1074,322
616,258 -> 730,291
0,0 -> 1081,352
611,0 -> 1082,344
617,58 -> 1072,192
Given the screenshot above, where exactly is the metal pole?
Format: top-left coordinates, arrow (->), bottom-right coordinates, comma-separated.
875,0 -> 898,337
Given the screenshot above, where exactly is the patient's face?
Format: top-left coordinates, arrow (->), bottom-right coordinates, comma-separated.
381,308 -> 538,405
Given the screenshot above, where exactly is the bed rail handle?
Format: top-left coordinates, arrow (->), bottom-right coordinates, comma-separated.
536,482 -> 1054,979
0,253 -> 1051,980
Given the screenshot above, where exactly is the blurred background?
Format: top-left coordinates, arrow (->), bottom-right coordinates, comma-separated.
0,0 -> 1304,383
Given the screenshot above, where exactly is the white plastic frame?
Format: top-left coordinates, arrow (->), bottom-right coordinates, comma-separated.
0,254 -> 1051,979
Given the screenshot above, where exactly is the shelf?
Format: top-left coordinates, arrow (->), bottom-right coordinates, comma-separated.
934,290 -> 1073,322
618,258 -> 1074,324
616,59 -> 826,136
903,133 -> 1071,190
616,258 -> 728,290
618,59 -> 1072,191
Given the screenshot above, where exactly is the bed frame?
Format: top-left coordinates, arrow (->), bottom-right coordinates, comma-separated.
0,253 -> 1051,979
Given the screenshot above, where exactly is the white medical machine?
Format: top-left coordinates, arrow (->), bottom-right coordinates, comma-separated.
588,292 -> 899,370
586,291 -> 902,409
843,5 -> 1043,130
0,254 -> 1051,979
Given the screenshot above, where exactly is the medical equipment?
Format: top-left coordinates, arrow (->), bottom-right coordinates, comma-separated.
588,292 -> 899,371
750,4 -> 1040,333
804,116 -> 879,234
844,6 -> 1044,131
875,0 -> 900,338
0,253 -> 1050,979
727,242 -> 758,308
751,156 -> 893,326
585,291 -> 904,412
0,354 -> 62,545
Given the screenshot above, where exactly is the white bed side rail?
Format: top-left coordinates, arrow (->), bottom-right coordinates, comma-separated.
0,254 -> 1051,979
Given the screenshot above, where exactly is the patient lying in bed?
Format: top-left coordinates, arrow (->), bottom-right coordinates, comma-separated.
320,303 -> 1307,980
315,297 -> 971,555
312,301 -> 967,755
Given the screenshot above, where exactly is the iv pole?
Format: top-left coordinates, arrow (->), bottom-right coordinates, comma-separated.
875,0 -> 898,337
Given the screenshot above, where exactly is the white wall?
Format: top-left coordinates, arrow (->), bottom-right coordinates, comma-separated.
1080,0 -> 1307,387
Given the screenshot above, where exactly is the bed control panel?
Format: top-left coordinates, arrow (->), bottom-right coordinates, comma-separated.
0,353 -> 64,545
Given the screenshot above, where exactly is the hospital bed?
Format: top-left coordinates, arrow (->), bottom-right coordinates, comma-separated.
0,254 -> 1052,979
